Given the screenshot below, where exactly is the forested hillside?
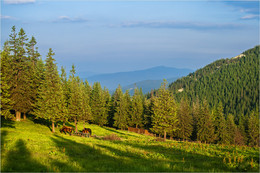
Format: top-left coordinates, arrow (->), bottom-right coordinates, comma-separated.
169,46 -> 259,119
1,27 -> 259,147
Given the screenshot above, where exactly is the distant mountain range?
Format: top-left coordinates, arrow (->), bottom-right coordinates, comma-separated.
83,66 -> 193,93
120,77 -> 179,95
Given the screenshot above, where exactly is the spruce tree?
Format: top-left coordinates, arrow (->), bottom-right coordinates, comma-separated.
8,27 -> 32,121
113,85 -> 129,130
130,88 -> 144,128
60,66 -> 68,125
67,65 -> 83,132
197,99 -> 215,143
247,111 -> 259,146
236,116 -> 247,145
213,102 -> 228,144
34,48 -> 63,133
26,36 -> 41,120
81,80 -> 92,128
0,47 -> 13,118
176,97 -> 193,140
99,87 -> 110,126
90,82 -> 108,126
226,114 -> 236,145
191,97 -> 200,140
143,97 -> 153,130
151,80 -> 178,140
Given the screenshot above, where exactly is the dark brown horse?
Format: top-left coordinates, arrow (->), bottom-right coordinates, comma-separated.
60,126 -> 74,135
82,128 -> 92,137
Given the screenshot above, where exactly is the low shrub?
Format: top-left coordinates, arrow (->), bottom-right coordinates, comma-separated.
103,133 -> 121,141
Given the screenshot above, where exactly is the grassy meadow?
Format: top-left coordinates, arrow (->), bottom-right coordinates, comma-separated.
1,117 -> 259,172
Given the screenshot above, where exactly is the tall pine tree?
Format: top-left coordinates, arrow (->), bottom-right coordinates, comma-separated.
113,85 -> 129,130
197,99 -> 215,143
226,114 -> 236,145
130,87 -> 144,128
0,47 -> 13,118
67,65 -> 83,132
8,27 -> 33,121
90,82 -> 108,126
247,111 -> 259,146
34,48 -> 64,132
151,80 -> 178,140
80,80 -> 92,128
213,102 -> 228,144
176,97 -> 193,140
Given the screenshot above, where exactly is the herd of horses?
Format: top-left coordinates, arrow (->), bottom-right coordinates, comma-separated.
60,126 -> 92,137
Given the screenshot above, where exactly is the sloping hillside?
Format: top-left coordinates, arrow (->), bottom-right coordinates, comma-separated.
1,118 -> 259,172
168,46 -> 259,116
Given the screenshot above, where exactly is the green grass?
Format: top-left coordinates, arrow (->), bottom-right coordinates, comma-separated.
1,117 -> 259,172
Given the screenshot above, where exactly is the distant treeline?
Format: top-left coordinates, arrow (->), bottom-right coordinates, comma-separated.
1,26 -> 259,147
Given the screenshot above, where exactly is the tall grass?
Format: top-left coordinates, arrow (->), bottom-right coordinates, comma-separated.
1,118 -> 259,172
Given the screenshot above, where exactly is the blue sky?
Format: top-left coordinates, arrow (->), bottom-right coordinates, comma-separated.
1,0 -> 259,75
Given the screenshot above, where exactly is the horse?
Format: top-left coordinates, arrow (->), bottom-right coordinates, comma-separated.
60,126 -> 74,135
82,128 -> 92,137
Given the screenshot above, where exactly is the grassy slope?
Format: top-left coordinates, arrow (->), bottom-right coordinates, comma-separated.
1,118 -> 259,172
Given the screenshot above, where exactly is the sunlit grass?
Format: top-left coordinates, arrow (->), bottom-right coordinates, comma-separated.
1,118 -> 259,172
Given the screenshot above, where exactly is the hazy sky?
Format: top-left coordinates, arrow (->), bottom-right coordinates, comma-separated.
1,0 -> 259,74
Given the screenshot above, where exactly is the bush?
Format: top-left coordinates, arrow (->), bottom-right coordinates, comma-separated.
102,133 -> 121,141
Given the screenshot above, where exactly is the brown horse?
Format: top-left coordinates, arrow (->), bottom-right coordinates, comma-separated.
60,126 -> 74,135
82,128 -> 92,137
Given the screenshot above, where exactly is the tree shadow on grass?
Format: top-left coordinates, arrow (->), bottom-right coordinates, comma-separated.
118,140 -> 238,172
32,117 -> 53,132
96,143 -> 180,172
101,126 -> 138,138
50,135 -> 171,172
1,130 -> 8,150
2,139 -> 48,172
1,117 -> 15,129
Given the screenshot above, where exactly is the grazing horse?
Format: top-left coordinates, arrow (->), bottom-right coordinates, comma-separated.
60,126 -> 74,135
82,128 -> 92,137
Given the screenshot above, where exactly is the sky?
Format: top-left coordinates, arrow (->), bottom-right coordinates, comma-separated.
1,0 -> 259,75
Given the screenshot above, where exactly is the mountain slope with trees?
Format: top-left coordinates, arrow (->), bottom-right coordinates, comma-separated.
168,46 -> 259,119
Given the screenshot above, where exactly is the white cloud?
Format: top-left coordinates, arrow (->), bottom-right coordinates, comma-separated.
119,21 -> 243,30
54,16 -> 88,23
4,0 -> 35,4
240,14 -> 259,20
0,15 -> 16,20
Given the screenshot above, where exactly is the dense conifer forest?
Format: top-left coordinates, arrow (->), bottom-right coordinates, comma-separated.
1,26 -> 259,147
169,46 -> 259,118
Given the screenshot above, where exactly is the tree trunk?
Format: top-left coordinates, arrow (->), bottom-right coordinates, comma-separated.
63,121 -> 65,126
83,121 -> 85,129
16,111 -> 21,121
136,124 -> 138,128
52,121 -> 55,133
75,119 -> 78,133
164,130 -> 167,141
23,113 -> 26,120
